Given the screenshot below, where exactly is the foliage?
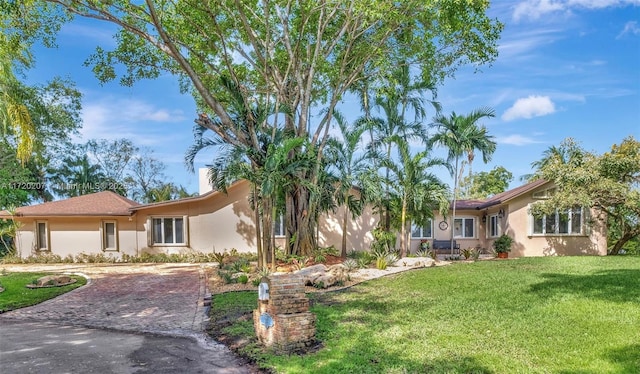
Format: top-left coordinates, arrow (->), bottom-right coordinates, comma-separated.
217,270 -> 234,285
211,251 -> 227,266
493,234 -> 514,253
1,250 -> 254,264
342,258 -> 358,272
379,135 -> 450,257
124,148 -> 171,202
533,137 -> 640,254
459,166 -> 514,199
460,248 -> 473,260
430,107 -> 497,255
325,112 -> 367,257
3,0 -> 502,258
237,274 -> 249,285
370,227 -> 396,254
0,272 -> 86,313
230,258 -> 250,273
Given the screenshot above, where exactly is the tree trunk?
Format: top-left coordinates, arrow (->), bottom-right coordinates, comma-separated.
341,206 -> 349,257
400,196 -> 407,258
253,184 -> 264,270
261,198 -> 273,269
286,186 -> 316,257
609,231 -> 636,255
451,157 -> 459,256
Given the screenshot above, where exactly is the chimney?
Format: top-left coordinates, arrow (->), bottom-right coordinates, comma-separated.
198,168 -> 214,195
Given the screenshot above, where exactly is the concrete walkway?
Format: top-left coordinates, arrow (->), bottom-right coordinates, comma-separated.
0,263 -> 252,373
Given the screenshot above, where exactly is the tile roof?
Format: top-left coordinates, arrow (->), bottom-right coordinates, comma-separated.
454,179 -> 549,210
1,191 -> 139,217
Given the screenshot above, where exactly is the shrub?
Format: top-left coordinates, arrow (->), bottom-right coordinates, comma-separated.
342,258 -> 358,272
493,234 -> 514,254
461,248 -> 473,260
230,258 -> 249,273
237,274 -> 249,284
251,278 -> 261,287
217,270 -> 234,284
376,257 -> 388,270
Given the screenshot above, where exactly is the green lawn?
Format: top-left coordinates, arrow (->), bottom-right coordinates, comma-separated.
210,256 -> 640,373
0,272 -> 87,313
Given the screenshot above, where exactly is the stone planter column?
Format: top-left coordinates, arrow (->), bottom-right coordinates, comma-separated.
253,273 -> 316,353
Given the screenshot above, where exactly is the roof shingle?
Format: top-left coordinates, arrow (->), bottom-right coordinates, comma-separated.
1,191 -> 139,217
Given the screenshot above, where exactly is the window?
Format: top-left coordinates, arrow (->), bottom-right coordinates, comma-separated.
454,217 -> 475,238
274,214 -> 285,237
102,221 -> 118,251
36,221 -> 49,250
532,188 -> 556,199
152,217 -> 186,245
531,207 -> 584,235
411,219 -> 433,238
488,214 -> 500,238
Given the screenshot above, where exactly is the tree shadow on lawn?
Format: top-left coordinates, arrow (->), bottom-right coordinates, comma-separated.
556,344 -> 640,374
309,289 -> 494,373
528,269 -> 640,303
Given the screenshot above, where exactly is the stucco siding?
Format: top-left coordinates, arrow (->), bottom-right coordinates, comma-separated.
505,188 -> 607,257
15,217 -> 137,258
135,181 -> 255,254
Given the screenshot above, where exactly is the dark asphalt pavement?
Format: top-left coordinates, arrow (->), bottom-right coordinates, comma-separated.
0,319 -> 253,374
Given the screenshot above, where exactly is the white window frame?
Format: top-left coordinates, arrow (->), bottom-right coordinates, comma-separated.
487,214 -> 501,238
151,217 -> 187,245
101,220 -> 118,251
411,219 -> 433,239
454,217 -> 476,239
530,206 -> 585,236
274,214 -> 285,237
35,220 -> 49,251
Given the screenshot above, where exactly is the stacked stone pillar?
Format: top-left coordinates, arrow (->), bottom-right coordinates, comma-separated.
253,273 -> 316,353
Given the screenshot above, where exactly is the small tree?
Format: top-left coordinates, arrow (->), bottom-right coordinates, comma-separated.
535,137 -> 640,254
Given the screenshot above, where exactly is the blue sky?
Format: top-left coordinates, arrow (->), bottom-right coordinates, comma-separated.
27,0 -> 640,196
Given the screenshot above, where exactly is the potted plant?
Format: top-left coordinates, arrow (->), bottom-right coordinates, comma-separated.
493,234 -> 513,259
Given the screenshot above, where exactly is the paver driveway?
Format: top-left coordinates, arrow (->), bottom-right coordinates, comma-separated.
0,263 -> 210,336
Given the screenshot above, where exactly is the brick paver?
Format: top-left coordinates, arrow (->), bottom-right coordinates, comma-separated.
0,263 -> 212,337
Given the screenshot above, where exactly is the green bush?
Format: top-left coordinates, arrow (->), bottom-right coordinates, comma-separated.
237,274 -> 249,284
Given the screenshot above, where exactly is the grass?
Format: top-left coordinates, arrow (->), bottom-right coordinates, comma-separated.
0,272 -> 87,313
209,256 -> 640,373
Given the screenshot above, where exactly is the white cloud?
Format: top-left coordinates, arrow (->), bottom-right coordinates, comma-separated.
496,134 -> 543,145
77,96 -> 189,142
513,0 -> 640,22
513,0 -> 565,21
502,95 -> 557,121
617,21 -> 640,38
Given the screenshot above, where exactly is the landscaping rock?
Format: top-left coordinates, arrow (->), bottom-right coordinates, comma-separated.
37,275 -> 72,287
294,264 -> 349,288
326,264 -> 349,282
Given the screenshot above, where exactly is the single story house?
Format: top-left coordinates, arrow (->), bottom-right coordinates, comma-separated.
1,176 -> 607,259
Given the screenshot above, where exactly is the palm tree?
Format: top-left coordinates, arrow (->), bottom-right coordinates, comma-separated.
0,37 -> 36,164
325,112 -> 367,257
381,135 -> 449,257
358,64 -> 440,232
521,138 -> 584,182
431,107 -> 496,255
51,154 -> 109,197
